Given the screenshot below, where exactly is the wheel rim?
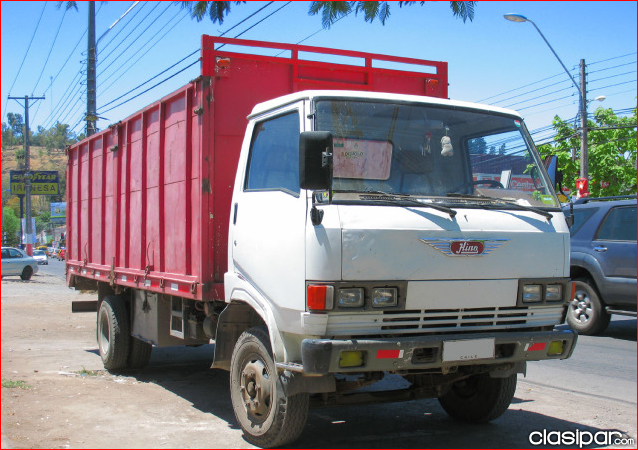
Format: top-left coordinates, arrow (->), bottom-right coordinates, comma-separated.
570,289 -> 593,324
239,356 -> 273,423
98,309 -> 111,356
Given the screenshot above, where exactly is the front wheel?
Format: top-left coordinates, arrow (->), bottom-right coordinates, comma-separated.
438,373 -> 517,423
230,326 -> 309,448
20,266 -> 33,280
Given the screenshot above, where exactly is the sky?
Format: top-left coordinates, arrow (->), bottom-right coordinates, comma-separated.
1,1 -> 636,146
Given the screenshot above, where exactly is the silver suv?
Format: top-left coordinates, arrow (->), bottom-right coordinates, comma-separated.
563,196 -> 637,335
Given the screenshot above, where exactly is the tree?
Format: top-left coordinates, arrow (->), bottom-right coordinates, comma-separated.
537,107 -> 637,197
6,113 -> 24,140
176,1 -> 476,26
2,207 -> 21,247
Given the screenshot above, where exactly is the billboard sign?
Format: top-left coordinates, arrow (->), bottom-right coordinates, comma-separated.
50,202 -> 66,225
10,170 -> 59,195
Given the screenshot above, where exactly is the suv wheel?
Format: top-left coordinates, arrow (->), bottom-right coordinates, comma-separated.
566,278 -> 610,335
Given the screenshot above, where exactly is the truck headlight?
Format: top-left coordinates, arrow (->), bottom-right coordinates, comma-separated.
372,288 -> 398,307
337,288 -> 364,308
545,284 -> 563,301
522,285 -> 542,302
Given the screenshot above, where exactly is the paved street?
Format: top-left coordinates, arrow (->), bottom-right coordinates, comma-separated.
2,265 -> 636,449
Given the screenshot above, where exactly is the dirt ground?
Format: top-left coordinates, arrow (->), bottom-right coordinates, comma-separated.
1,273 -> 253,449
2,272 -> 636,449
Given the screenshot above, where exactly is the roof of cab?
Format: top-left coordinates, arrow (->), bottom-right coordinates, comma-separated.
248,90 -> 522,119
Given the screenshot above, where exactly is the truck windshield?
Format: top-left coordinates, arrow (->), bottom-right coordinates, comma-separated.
315,99 -> 560,209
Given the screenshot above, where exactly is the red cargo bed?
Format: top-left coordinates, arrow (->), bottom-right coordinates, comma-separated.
66,36 -> 448,301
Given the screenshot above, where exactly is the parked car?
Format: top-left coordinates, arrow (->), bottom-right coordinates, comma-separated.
46,247 -> 55,257
33,249 -> 49,265
1,247 -> 39,280
563,196 -> 637,335
57,248 -> 66,261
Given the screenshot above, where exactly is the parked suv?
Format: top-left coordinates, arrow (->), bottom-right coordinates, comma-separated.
563,196 -> 637,335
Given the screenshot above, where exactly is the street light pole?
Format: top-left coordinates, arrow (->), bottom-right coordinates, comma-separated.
504,13 -> 589,196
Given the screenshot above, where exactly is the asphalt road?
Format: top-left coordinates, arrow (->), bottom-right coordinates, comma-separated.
3,265 -> 636,449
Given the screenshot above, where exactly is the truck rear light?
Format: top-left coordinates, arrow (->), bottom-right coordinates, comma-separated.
307,285 -> 334,311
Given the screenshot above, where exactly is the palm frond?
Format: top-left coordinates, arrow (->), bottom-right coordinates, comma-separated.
309,1 -> 353,29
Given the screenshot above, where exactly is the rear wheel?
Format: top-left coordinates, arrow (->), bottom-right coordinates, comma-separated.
97,296 -> 131,370
566,278 -> 610,335
128,337 -> 152,368
230,326 -> 309,448
20,266 -> 33,280
438,373 -> 517,423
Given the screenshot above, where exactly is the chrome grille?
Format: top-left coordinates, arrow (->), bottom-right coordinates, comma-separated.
325,306 -> 563,336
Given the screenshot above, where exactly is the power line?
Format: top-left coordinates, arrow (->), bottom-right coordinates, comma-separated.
99,59 -> 200,116
97,2 -> 164,72
218,2 -> 274,37
31,7 -> 68,96
99,1 -> 148,53
98,8 -> 189,97
98,50 -> 198,112
2,2 -> 48,123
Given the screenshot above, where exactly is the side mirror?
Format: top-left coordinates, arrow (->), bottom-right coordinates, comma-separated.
299,131 -> 332,191
543,155 -> 563,188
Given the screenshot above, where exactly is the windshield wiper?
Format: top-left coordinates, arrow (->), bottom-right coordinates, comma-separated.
363,190 -> 457,218
446,193 -> 553,220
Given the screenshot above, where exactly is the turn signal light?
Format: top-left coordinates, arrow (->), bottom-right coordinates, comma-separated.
307,285 -> 334,311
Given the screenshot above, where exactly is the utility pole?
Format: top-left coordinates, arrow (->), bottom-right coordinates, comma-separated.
86,1 -> 97,136
85,1 -> 139,136
8,95 -> 45,256
579,59 -> 588,181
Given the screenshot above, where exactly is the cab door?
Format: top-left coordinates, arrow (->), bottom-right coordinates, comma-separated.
229,105 -> 307,311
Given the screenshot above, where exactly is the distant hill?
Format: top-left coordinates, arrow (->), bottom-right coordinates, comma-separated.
1,145 -> 67,175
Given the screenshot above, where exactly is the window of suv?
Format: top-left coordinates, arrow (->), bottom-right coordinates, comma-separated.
569,208 -> 597,236
595,206 -> 637,242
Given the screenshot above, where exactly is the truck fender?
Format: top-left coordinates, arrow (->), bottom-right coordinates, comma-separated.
211,288 -> 285,371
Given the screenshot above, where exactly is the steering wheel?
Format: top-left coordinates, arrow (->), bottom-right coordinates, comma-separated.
471,179 -> 504,188
451,179 -> 505,193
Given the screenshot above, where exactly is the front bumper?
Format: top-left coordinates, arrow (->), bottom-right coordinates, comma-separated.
301,329 -> 577,375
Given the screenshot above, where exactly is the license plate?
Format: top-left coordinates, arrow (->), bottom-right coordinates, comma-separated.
442,338 -> 495,362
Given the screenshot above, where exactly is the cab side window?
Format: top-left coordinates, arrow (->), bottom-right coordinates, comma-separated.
245,112 -> 300,196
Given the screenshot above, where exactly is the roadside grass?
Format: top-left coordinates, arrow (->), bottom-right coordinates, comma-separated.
75,367 -> 100,376
1,379 -> 30,389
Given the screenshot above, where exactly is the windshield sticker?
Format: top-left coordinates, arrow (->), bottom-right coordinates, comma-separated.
333,138 -> 392,180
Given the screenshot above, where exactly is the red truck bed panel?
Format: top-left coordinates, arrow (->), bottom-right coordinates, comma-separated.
66,36 -> 448,301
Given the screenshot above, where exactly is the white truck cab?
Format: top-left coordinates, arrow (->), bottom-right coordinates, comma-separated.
222,90 -> 577,446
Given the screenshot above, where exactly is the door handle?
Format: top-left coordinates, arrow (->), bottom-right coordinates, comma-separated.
233,203 -> 238,225
593,246 -> 607,252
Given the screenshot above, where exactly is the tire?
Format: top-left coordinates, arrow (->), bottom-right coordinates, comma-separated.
127,337 -> 152,369
230,326 -> 309,448
97,296 -> 131,370
20,266 -> 33,281
566,278 -> 610,335
438,373 -> 517,423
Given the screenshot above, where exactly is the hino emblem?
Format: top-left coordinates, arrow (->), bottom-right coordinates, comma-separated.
419,238 -> 509,257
